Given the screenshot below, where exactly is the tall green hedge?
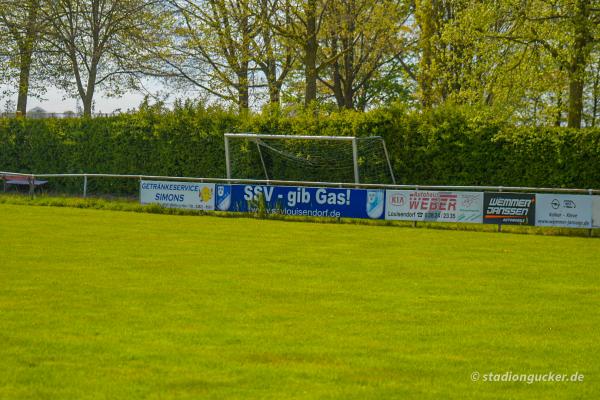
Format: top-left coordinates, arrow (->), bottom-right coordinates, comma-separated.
1,102 -> 599,195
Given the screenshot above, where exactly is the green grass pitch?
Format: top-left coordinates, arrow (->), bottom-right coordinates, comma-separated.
0,203 -> 598,399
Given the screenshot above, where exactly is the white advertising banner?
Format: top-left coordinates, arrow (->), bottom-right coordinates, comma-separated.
385,190 -> 483,223
140,180 -> 215,210
592,196 -> 600,229
535,194 -> 592,228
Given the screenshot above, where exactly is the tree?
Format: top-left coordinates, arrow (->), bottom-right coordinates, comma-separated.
271,0 -> 330,105
0,0 -> 43,116
414,0 -> 482,108
163,0 -> 259,111
467,0 -> 600,127
506,0 -> 600,128
44,0 -> 167,117
251,0 -> 296,105
414,0 -> 436,107
411,0 -> 600,127
585,50 -> 600,126
318,0 -> 412,109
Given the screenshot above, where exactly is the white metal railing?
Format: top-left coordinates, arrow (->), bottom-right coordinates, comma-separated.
1,170 -> 599,198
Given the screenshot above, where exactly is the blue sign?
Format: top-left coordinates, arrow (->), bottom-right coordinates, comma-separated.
215,184 -> 385,219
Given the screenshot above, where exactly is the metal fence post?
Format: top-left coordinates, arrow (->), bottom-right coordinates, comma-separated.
589,189 -> 593,238
83,174 -> 88,198
224,136 -> 231,180
28,175 -> 35,198
497,186 -> 503,232
352,137 -> 360,186
412,185 -> 418,228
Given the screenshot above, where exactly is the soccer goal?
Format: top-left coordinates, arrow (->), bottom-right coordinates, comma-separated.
224,133 -> 395,184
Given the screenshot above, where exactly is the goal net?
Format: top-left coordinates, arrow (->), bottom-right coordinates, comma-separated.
224,133 -> 395,184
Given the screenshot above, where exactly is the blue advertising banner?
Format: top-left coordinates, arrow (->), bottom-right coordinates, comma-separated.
215,184 -> 385,219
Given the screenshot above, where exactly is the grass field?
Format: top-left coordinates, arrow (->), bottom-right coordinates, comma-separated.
0,203 -> 598,399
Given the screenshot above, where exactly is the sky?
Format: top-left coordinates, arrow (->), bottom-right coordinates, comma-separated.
27,88 -> 147,114
1,80 -> 173,115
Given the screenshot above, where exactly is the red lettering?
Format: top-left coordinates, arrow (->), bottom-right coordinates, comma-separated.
437,199 -> 445,210
448,199 -> 456,211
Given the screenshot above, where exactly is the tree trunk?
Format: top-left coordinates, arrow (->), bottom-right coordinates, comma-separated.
83,92 -> 94,117
304,0 -> 318,105
332,61 -> 344,108
268,86 -> 280,105
555,90 -> 562,127
592,59 -> 600,127
567,0 -> 590,129
258,0 -> 280,106
16,50 -> 32,116
568,73 -> 584,129
267,66 -> 281,105
82,64 -> 98,117
239,12 -> 250,111
342,0 -> 355,109
15,0 -> 40,117
343,52 -> 354,109
238,71 -> 249,110
265,58 -> 280,105
415,0 -> 435,107
329,35 -> 344,107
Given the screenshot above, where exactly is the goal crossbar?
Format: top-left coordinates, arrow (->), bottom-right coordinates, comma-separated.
224,132 -> 373,141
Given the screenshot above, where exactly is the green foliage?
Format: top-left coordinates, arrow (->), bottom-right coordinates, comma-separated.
0,104 -> 240,194
1,104 -> 599,195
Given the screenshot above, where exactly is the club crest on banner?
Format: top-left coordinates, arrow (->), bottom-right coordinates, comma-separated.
216,185 -> 231,211
366,190 -> 385,219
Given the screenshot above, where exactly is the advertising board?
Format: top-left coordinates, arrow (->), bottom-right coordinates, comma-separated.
593,196 -> 600,229
385,190 -> 483,223
140,180 -> 215,210
535,194 -> 592,228
483,192 -> 535,225
215,184 -> 385,219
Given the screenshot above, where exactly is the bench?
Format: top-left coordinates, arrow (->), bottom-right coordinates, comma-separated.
1,174 -> 48,193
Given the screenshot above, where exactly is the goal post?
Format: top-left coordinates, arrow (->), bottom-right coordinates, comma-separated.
223,133 -> 396,185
